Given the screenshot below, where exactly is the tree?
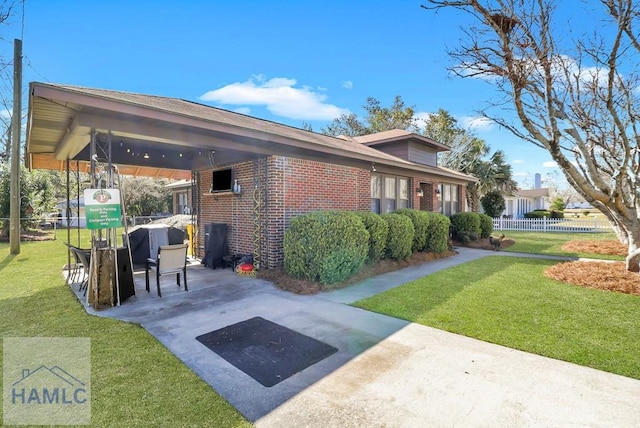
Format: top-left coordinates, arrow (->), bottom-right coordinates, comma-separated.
480,189 -> 506,218
424,0 -> 640,272
422,110 -> 517,210
120,176 -> 171,216
550,197 -> 566,212
322,96 -> 417,136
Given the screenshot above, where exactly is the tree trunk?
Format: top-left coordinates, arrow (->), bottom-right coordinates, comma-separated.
625,234 -> 640,273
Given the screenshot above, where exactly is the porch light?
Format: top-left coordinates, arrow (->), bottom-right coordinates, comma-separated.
416,188 -> 424,197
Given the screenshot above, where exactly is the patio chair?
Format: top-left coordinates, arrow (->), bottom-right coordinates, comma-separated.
145,244 -> 189,297
67,245 -> 91,294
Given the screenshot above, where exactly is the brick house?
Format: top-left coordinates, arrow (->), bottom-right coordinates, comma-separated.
26,83 -> 476,269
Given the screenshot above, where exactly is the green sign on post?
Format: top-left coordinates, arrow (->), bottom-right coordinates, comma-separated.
83,189 -> 123,230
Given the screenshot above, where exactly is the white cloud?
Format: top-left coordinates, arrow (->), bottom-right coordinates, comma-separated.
512,159 -> 525,164
233,107 -> 251,115
459,115 -> 495,131
341,80 -> 353,89
200,75 -> 349,120
543,160 -> 558,168
513,171 -> 529,177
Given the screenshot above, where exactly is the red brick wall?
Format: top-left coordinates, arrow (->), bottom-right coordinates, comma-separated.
197,156 -> 370,269
196,156 -> 468,268
267,156 -> 370,267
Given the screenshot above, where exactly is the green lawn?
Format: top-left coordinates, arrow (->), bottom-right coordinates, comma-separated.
0,238 -> 251,427
499,230 -> 624,260
354,256 -> 640,380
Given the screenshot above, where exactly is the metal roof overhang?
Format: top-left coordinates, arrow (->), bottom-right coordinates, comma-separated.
26,82 -> 477,183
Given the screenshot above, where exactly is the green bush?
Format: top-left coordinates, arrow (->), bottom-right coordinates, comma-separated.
524,211 -> 546,218
450,212 -> 481,242
382,213 -> 414,260
524,210 -> 565,219
480,189 -> 506,218
355,211 -> 389,262
284,210 -> 369,285
478,213 -> 494,238
550,210 -> 564,219
395,208 -> 430,253
424,212 -> 450,253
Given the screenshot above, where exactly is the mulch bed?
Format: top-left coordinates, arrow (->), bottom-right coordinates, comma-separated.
0,230 -> 56,242
561,240 -> 627,256
545,260 -> 640,296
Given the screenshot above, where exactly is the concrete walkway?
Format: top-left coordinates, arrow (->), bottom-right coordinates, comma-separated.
81,248 -> 640,427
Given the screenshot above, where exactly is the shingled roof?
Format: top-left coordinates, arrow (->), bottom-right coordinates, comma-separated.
26,82 -> 476,182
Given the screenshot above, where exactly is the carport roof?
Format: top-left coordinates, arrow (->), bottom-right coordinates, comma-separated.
26,82 -> 475,182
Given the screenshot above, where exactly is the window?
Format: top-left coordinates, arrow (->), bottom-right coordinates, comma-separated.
398,178 -> 409,209
438,183 -> 460,216
371,174 -> 410,214
384,177 -> 396,213
176,192 -> 189,214
371,175 -> 381,213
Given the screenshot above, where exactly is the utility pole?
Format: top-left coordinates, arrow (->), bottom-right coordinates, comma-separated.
9,38 -> 22,255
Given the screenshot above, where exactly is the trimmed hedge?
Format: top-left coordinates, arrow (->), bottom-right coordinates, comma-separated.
450,212 -> 481,242
524,209 -> 565,219
478,213 -> 494,238
395,208 -> 430,252
424,212 -> 450,254
283,210 -> 369,285
355,211 -> 389,262
382,213 -> 414,260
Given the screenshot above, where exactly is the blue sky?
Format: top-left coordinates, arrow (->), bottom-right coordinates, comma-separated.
4,0 -> 573,188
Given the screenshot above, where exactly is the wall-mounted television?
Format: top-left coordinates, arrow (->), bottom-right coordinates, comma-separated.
210,168 -> 233,193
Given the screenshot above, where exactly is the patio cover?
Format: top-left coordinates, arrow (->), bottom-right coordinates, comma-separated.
25,82 -> 477,182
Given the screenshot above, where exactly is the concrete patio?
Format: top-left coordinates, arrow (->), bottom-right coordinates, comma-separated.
71,248 -> 640,427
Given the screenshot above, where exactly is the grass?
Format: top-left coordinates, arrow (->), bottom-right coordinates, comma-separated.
0,237 -> 251,427
499,230 -> 624,260
354,256 -> 640,379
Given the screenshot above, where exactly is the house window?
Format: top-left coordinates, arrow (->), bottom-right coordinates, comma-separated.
371,175 -> 381,213
176,191 -> 189,214
438,183 -> 460,216
371,174 -> 410,214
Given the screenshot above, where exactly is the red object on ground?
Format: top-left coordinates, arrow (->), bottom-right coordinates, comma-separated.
238,262 -> 254,272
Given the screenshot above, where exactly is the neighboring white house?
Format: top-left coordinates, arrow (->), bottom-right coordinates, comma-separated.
502,173 -> 550,218
54,198 -> 87,227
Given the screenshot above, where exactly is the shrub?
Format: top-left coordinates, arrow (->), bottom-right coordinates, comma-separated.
480,190 -> 506,218
424,212 -> 450,253
550,210 -> 564,219
382,213 -> 414,260
284,210 -> 369,285
478,213 -> 494,238
450,212 -> 481,242
524,211 -> 546,218
524,210 -> 565,219
355,211 -> 389,262
395,208 -> 430,252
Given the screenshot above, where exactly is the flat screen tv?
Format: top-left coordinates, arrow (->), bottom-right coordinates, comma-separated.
211,168 -> 233,193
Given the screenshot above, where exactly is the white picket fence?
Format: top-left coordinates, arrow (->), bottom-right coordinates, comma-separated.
492,216 -> 612,233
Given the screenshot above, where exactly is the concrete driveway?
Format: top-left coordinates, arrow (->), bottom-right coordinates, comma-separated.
82,248 -> 640,427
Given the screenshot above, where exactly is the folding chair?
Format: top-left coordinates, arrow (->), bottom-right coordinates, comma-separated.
145,244 -> 188,297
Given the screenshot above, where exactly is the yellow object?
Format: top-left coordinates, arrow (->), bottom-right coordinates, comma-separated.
186,224 -> 194,256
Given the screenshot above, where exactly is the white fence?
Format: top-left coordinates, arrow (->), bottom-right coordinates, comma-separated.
493,217 -> 613,233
